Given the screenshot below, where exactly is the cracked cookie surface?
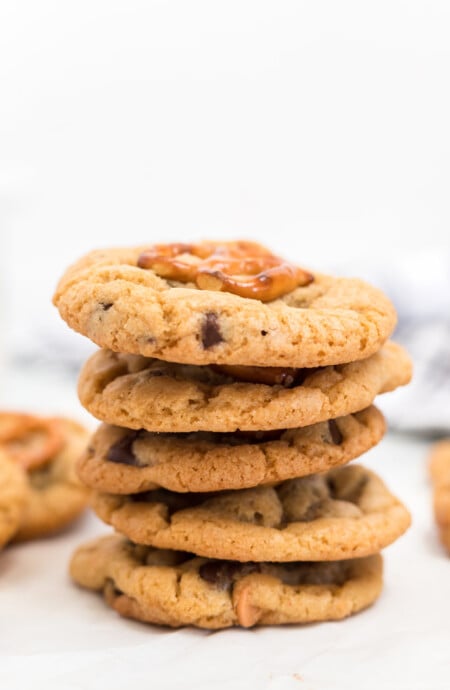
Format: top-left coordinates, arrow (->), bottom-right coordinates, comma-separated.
92,465 -> 411,561
429,440 -> 450,554
78,342 -> 411,432
0,413 -> 91,542
53,245 -> 397,368
78,407 -> 385,494
70,534 -> 383,629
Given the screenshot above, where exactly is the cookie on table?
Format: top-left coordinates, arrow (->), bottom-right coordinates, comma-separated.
78,407 -> 385,494
92,465 -> 411,562
0,412 -> 90,542
0,450 -> 28,548
429,440 -> 450,553
70,534 -> 383,629
53,241 -> 397,368
78,342 -> 411,433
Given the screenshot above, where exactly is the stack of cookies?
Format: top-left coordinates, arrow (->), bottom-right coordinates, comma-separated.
54,241 -> 412,629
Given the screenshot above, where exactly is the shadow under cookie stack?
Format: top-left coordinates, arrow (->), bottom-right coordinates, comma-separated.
54,241 -> 412,630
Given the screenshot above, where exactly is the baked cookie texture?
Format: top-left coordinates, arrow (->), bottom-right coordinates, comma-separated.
429,440 -> 450,553
0,450 -> 28,547
55,240 -> 412,629
0,412 -> 90,542
78,342 -> 411,433
91,465 -> 411,562
70,535 -> 383,629
77,407 -> 385,494
53,246 -> 397,368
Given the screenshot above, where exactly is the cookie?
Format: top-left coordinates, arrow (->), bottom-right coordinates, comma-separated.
0,450 -> 28,548
53,242 -> 397,368
78,342 -> 411,432
92,465 -> 411,562
429,440 -> 450,553
0,412 -> 90,542
78,407 -> 385,494
70,534 -> 383,629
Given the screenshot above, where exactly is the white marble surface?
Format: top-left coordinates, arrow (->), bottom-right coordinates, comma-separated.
0,367 -> 448,690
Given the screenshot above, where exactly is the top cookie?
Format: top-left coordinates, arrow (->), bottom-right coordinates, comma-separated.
53,242 -> 397,367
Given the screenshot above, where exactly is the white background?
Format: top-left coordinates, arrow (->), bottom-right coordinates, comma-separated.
1,2 -> 450,689
1,0 -> 450,353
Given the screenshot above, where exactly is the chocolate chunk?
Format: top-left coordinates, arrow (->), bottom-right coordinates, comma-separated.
271,561 -> 347,587
131,489 -> 211,514
199,560 -> 260,590
290,367 -> 320,387
232,429 -> 284,444
201,312 -> 224,349
168,429 -> 284,446
100,302 -> 113,311
212,363 -> 309,387
106,431 -> 142,466
328,420 -> 343,445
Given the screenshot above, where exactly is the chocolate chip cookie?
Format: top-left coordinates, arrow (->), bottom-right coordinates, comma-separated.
70,534 -> 383,629
0,412 -> 90,542
53,242 -> 397,368
429,440 -> 450,554
78,342 -> 411,433
0,450 -> 28,548
91,465 -> 411,562
78,407 -> 385,494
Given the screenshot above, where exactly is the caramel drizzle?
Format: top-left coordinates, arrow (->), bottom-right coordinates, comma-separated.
137,241 -> 313,302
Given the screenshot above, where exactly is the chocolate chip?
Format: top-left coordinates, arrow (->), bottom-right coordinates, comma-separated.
100,302 -> 113,311
328,419 -> 343,445
254,511 -> 264,524
201,312 -> 224,349
106,431 -> 142,466
260,330 -> 268,336
199,560 -> 260,590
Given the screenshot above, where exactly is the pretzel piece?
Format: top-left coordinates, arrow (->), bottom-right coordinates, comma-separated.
138,241 -> 313,302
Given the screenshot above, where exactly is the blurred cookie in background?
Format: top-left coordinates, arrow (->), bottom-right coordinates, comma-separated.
429,440 -> 450,554
0,411 -> 90,543
0,449 -> 27,548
